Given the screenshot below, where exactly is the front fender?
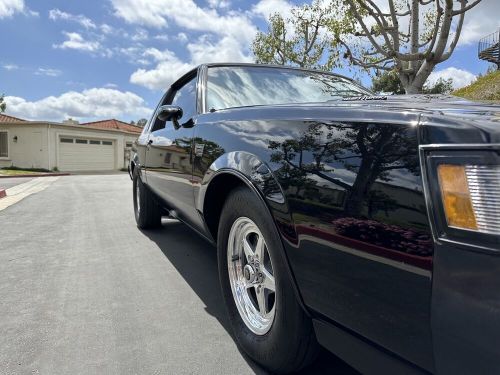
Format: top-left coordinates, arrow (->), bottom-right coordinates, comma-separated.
197,150 -> 299,247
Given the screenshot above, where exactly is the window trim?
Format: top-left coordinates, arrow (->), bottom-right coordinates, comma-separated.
0,130 -> 9,159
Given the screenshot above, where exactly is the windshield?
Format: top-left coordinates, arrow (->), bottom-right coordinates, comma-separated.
206,66 -> 372,111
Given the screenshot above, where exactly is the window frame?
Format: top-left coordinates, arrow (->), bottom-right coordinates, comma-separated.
0,130 -> 9,159
147,67 -> 202,134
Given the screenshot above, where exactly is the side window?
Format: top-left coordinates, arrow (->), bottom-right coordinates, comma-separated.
150,76 -> 197,133
171,78 -> 197,122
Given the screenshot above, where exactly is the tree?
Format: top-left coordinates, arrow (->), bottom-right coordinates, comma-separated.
371,70 -> 405,94
136,118 -> 148,127
338,0 -> 482,93
252,1 -> 340,70
0,95 -> 6,113
372,70 -> 453,94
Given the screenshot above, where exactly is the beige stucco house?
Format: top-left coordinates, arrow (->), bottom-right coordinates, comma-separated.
0,114 -> 141,172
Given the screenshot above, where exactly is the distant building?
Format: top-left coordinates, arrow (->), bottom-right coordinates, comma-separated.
0,114 -> 142,172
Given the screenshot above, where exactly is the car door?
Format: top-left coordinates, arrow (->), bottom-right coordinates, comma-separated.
145,73 -> 200,227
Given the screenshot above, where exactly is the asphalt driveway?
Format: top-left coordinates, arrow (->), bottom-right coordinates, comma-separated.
0,174 -> 357,375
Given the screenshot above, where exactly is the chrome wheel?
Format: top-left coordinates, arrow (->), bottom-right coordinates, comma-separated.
227,217 -> 276,335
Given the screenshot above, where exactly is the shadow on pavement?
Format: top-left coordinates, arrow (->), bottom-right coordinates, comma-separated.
142,219 -> 359,375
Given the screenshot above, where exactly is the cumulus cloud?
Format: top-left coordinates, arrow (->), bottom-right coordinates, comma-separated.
130,49 -> 193,90
426,67 -> 476,90
252,0 -> 293,20
0,0 -> 37,18
48,8 -> 96,29
53,32 -> 101,52
5,88 -> 152,121
457,0 -> 499,46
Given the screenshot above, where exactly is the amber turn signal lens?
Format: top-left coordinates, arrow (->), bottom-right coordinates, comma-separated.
437,164 -> 478,230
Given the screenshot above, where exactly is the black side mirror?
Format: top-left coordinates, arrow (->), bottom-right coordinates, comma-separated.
156,105 -> 183,129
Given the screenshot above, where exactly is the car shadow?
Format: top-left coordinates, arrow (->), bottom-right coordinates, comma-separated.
142,219 -> 359,375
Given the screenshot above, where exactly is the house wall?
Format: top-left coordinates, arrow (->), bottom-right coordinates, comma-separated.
0,122 -> 139,171
0,123 -> 49,169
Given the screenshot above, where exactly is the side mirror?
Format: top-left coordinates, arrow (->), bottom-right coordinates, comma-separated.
156,105 -> 183,129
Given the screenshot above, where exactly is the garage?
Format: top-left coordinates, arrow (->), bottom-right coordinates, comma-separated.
58,137 -> 115,171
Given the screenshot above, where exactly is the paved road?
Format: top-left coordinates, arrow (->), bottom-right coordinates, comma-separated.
0,176 -> 34,190
0,175 -> 358,375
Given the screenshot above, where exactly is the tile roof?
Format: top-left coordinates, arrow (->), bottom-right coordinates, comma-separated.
0,113 -> 26,123
80,119 -> 143,134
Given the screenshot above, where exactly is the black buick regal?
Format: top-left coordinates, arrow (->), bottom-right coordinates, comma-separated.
130,63 -> 500,374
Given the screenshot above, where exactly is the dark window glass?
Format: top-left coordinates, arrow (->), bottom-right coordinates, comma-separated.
126,142 -> 133,147
75,139 -> 88,144
60,138 -> 73,143
89,140 -> 100,145
0,132 -> 8,157
171,77 -> 197,122
207,66 -> 372,110
102,141 -> 112,146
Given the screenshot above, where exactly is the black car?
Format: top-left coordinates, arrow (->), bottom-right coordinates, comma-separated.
130,63 -> 500,374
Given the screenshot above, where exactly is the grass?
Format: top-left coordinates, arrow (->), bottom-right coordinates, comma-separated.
453,70 -> 500,102
0,166 -> 53,176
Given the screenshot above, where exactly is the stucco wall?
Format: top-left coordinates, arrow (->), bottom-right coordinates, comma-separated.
0,122 -> 139,171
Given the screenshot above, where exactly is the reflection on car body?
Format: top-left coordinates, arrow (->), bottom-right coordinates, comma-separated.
130,63 -> 500,375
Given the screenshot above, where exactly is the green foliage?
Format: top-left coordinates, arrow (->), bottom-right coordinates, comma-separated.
252,1 -> 342,70
423,78 -> 454,94
372,71 -> 453,94
2,166 -> 52,173
0,94 -> 6,113
371,71 -> 405,94
453,70 -> 500,101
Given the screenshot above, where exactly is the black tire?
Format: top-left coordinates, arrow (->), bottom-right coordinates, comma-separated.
217,187 -> 318,374
133,169 -> 162,229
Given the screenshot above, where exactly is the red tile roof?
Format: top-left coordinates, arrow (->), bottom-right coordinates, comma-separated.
80,119 -> 143,134
0,113 -> 26,123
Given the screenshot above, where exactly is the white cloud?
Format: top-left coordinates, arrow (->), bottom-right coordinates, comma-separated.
252,0 -> 293,20
53,32 -> 101,52
110,0 -> 256,43
188,35 -> 253,65
131,28 -> 149,41
5,88 -> 151,121
115,0 -> 257,90
35,68 -> 62,77
426,67 -> 476,90
457,0 -> 499,46
2,64 -> 18,70
176,32 -> 188,43
130,49 -> 193,90
48,8 -> 96,29
207,0 -> 230,9
0,0 -> 37,18
100,23 -> 114,34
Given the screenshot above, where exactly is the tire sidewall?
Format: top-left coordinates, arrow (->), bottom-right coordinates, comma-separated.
217,188 -> 303,369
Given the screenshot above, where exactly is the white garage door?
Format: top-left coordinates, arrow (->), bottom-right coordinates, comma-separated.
59,137 -> 115,171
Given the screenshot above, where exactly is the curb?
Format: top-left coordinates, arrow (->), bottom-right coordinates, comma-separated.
0,189 -> 5,199
0,173 -> 70,179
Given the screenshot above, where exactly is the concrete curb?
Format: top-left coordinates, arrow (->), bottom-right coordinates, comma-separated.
0,173 -> 70,179
0,189 -> 6,199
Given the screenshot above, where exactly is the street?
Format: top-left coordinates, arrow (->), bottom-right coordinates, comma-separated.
0,175 -> 357,375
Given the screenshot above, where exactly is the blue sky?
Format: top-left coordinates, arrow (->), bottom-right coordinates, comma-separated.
0,0 -> 497,122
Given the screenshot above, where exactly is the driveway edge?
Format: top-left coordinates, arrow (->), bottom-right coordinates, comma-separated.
0,173 -> 70,179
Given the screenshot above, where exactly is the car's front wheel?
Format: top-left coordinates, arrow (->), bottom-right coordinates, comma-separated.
217,187 -> 318,373
133,169 -> 162,229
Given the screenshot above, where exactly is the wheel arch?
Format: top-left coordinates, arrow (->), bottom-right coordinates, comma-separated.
198,151 -> 309,315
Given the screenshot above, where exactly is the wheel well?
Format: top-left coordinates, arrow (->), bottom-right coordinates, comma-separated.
203,173 -> 247,242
